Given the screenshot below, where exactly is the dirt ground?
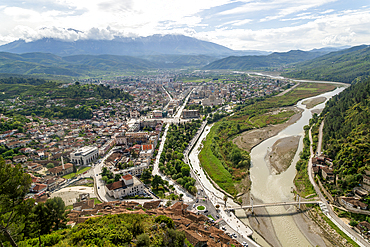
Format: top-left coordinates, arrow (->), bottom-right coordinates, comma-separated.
265,136 -> 301,175
50,186 -> 96,206
302,96 -> 326,109
233,107 -> 303,152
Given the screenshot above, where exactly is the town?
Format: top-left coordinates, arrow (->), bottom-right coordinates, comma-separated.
0,72 -> 294,247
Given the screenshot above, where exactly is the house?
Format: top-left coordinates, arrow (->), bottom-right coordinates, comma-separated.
105,174 -> 145,199
31,183 -> 48,194
356,221 -> 370,238
6,141 -> 26,149
340,197 -> 368,210
13,155 -> 28,163
363,175 -> 370,192
321,167 -> 334,181
48,163 -> 74,176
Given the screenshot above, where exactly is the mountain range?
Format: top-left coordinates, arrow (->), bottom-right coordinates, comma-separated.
0,34 -> 269,57
0,34 -> 364,82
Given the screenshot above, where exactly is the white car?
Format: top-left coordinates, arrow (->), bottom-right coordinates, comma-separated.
242,242 -> 248,246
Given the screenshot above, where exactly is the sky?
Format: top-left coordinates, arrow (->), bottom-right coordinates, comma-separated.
0,0 -> 369,51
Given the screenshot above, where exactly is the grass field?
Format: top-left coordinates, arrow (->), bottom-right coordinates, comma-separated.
63,166 -> 91,179
199,130 -> 237,195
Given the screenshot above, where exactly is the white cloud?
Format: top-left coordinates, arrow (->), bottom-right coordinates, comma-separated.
0,0 -> 369,51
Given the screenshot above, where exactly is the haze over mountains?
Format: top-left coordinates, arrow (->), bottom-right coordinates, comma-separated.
0,34 -> 269,57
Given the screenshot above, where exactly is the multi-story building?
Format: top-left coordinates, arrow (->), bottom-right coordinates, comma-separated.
182,109 -> 200,119
70,146 -> 99,165
115,132 -> 150,147
105,174 -> 145,199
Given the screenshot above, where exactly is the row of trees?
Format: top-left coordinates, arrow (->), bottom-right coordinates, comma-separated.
159,121 -> 201,195
0,157 -> 67,247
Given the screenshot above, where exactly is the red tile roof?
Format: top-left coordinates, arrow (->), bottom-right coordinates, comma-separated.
122,174 -> 133,180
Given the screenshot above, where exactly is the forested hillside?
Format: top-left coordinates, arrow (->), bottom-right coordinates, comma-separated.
283,45 -> 370,83
202,50 -> 327,70
322,76 -> 370,190
0,79 -> 133,119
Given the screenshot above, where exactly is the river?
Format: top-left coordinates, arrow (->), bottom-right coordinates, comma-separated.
249,86 -> 346,246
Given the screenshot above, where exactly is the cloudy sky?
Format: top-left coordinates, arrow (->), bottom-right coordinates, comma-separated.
0,0 -> 369,51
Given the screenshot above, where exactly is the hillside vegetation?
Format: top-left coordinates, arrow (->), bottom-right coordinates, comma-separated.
202,50 -> 328,70
0,79 -> 132,119
18,214 -> 186,247
322,76 -> 370,193
283,45 -> 370,83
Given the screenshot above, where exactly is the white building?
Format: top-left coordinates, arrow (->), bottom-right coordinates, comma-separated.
105,174 -> 145,199
70,146 -> 99,165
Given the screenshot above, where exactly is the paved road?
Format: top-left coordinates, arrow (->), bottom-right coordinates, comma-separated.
188,125 -> 260,247
316,120 -> 324,155
309,126 -> 369,247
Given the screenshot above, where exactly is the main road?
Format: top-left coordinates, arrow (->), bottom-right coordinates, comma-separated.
188,126 -> 260,247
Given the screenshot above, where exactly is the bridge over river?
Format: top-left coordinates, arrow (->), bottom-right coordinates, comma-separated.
227,201 -> 321,212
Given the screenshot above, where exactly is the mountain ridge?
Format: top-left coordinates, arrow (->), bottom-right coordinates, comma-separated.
0,34 -> 269,57
282,44 -> 370,83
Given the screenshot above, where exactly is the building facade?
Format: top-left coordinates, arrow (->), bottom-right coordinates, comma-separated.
70,146 -> 99,165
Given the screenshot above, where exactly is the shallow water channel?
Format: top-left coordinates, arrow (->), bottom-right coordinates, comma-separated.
249,87 -> 346,246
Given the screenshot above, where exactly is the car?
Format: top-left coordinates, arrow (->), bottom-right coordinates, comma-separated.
216,215 -> 219,219
96,174 -> 98,176
98,187 -> 100,189
193,204 -> 196,208
204,210 -> 208,213
221,226 -> 226,231
232,233 -> 237,238
196,199 -> 199,203
242,242 -> 248,246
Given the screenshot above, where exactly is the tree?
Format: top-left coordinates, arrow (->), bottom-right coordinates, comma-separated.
30,202 -> 53,246
179,194 -> 184,201
181,166 -> 190,177
152,175 -> 162,190
44,197 -> 67,231
141,169 -> 152,182
0,157 -> 32,247
46,163 -> 54,169
136,233 -> 150,246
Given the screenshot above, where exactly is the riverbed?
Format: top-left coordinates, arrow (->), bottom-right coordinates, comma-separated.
248,87 -> 346,246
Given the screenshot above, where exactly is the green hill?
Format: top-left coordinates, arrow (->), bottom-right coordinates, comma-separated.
0,52 -> 158,77
282,45 -> 370,83
18,214 -> 186,247
322,76 -> 370,194
202,50 -> 326,70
